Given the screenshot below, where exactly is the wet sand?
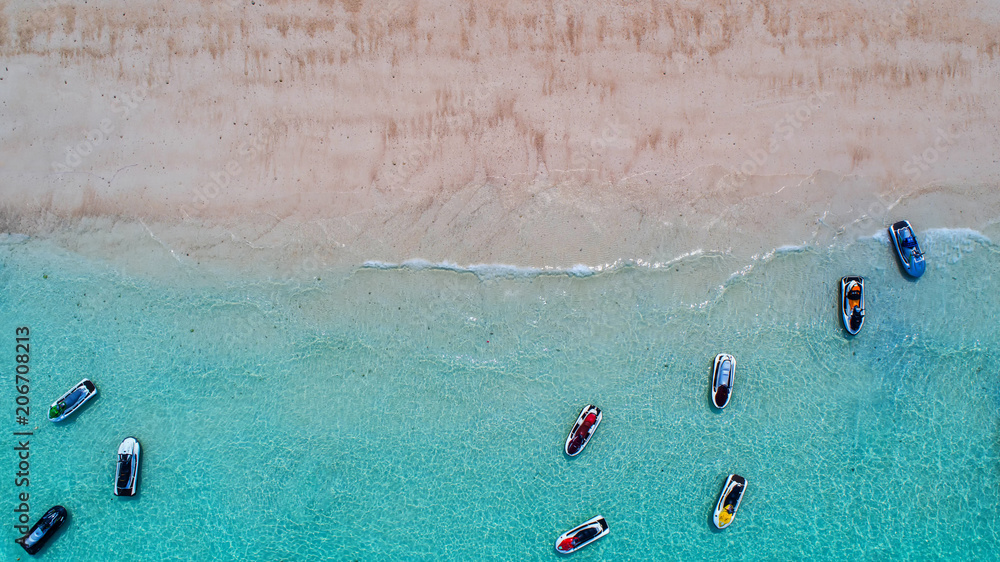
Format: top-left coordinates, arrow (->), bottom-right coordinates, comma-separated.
1,0 -> 998,277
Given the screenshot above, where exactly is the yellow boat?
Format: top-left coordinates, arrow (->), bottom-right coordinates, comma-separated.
713,474 -> 747,529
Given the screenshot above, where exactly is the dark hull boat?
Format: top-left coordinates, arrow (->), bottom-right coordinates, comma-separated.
555,515 -> 609,554
49,379 -> 97,422
711,354 -> 736,409
114,437 -> 141,497
889,220 -> 926,278
713,474 -> 747,529
840,276 -> 865,335
564,404 -> 602,457
16,505 -> 67,555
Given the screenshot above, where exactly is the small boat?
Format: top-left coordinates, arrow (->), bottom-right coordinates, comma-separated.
889,220 -> 926,278
840,276 -> 865,335
713,474 -> 747,529
16,505 -> 67,555
555,515 -> 609,555
564,404 -> 602,457
48,379 -> 97,422
711,354 -> 736,409
114,437 -> 141,497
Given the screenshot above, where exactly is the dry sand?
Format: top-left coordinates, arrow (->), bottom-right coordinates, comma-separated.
1,0 -> 998,278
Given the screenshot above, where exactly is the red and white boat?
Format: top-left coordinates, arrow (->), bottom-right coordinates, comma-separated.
564,404 -> 602,457
555,515 -> 609,554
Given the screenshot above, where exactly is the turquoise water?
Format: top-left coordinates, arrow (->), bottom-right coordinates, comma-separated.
2,230 -> 998,560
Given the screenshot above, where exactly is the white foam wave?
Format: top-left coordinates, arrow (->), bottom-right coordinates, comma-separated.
921,228 -> 992,265
775,244 -> 809,254
921,227 -> 991,245
865,229 -> 890,244
862,226 -> 992,247
725,243 -> 812,283
860,226 -> 991,267
362,251 -> 709,280
363,259 -> 593,279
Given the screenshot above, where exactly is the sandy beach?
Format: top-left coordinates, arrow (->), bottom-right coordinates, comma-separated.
1,0 -> 998,278
4,4 -> 1000,559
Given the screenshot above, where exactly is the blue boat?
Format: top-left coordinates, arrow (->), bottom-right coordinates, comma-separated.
889,220 -> 926,277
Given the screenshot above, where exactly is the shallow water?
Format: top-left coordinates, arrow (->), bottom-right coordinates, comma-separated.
2,230 -> 998,560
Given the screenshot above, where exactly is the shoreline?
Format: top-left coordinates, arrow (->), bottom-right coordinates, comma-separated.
2,208 -> 994,289
1,0 -> 998,279
3,212 -> 998,561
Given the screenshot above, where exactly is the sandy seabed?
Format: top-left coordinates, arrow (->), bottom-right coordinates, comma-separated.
1,0 -> 998,278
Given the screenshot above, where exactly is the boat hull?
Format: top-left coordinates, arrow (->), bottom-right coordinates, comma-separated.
889,220 -> 926,278
48,379 -> 97,422
114,437 -> 141,497
564,405 -> 602,457
711,354 -> 736,409
840,276 -> 865,335
713,474 -> 747,529
555,515 -> 610,554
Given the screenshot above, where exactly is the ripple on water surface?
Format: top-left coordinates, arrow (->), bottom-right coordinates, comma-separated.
1,233 -> 998,560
